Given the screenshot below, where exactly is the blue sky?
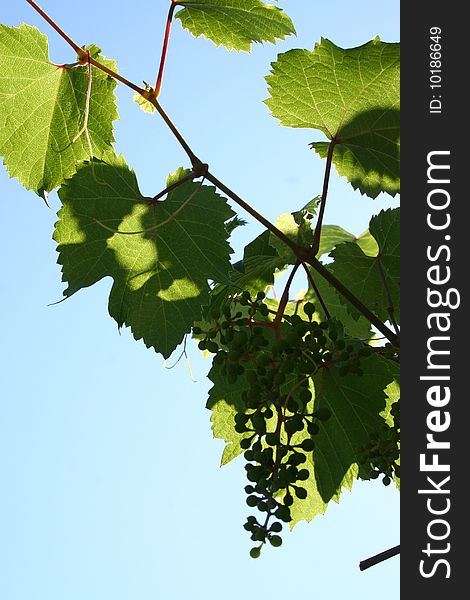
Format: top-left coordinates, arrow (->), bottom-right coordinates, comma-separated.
0,2 -> 400,598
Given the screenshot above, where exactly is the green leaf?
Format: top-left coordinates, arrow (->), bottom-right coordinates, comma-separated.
207,363 -> 254,465
133,90 -> 156,114
265,37 -> 400,198
328,208 -> 400,323
0,24 -> 118,195
355,228 -> 379,257
54,157 -> 234,358
175,0 -> 296,52
316,225 -> 355,259
309,354 -> 399,505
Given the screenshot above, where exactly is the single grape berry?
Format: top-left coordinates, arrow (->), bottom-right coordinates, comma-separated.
249,546 -> 261,559
270,522 -> 283,533
269,535 -> 283,547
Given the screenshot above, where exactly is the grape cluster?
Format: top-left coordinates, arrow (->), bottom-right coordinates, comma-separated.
358,400 -> 400,486
194,291 -> 372,556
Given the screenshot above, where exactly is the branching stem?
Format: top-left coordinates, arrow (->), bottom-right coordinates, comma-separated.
27,0 -> 399,348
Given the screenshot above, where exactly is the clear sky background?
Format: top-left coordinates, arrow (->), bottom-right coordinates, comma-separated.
0,2 -> 400,598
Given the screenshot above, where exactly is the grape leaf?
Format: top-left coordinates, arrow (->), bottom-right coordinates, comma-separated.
207,363 -> 254,465
355,228 -> 379,257
54,157 -> 234,358
175,0 -> 295,52
316,225 -> 355,259
265,37 -> 400,198
328,208 -> 400,323
294,354 -> 400,522
0,24 -> 118,196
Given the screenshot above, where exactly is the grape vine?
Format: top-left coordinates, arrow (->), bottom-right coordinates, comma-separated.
0,0 -> 400,565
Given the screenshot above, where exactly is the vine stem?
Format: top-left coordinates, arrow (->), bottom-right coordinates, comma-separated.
273,259 -> 302,329
26,0 -> 85,58
205,171 -> 305,257
376,257 -> 400,337
155,1 -> 178,96
205,171 -> 398,346
26,0 -> 399,347
26,0 -> 203,169
359,545 -> 400,571
301,263 -> 330,318
311,140 -> 336,255
305,257 -> 399,346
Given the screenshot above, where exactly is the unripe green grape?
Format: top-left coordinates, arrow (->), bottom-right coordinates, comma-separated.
299,387 -> 312,404
198,340 -> 207,351
240,437 -> 253,450
284,493 -> 293,507
265,433 -> 279,447
249,546 -> 261,559
235,412 -> 249,425
251,528 -> 266,542
235,423 -> 249,434
245,485 -> 255,494
192,326 -> 203,335
206,340 -> 219,353
270,522 -> 283,533
382,475 -> 391,486
300,438 -> 315,452
294,486 -> 308,499
246,495 -> 259,507
251,413 -> 266,434
284,419 -> 298,436
288,314 -> 303,326
297,469 -> 310,481
286,397 -> 299,414
262,407 -> 274,419
303,302 -> 315,318
275,506 -> 291,522
269,535 -> 283,547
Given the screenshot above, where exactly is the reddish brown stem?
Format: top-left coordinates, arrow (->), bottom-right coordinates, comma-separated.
205,172 -> 306,258
302,263 -> 330,318
26,0 -> 85,58
155,1 -> 177,96
273,260 -> 302,330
